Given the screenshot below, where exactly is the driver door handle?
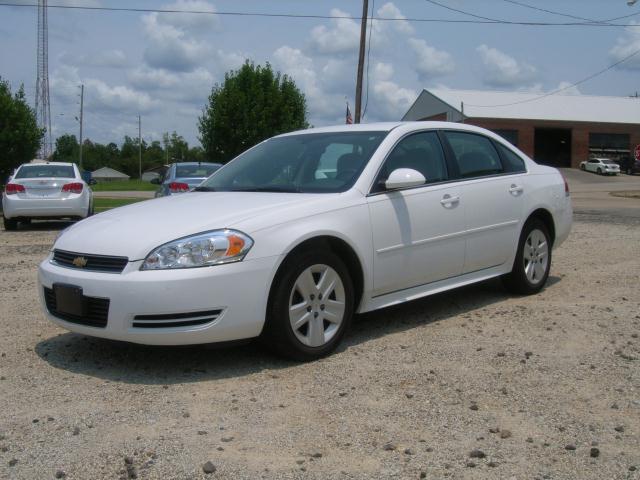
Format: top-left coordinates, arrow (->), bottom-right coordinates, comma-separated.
440,194 -> 460,206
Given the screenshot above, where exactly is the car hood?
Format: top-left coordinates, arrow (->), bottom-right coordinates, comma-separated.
54,192 -> 327,260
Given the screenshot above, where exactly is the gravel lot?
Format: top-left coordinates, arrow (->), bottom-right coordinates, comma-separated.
1,181 -> 639,479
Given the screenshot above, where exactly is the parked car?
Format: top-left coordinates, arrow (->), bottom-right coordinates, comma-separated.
580,158 -> 620,175
153,162 -> 222,197
38,122 -> 572,360
2,162 -> 93,231
619,156 -> 640,175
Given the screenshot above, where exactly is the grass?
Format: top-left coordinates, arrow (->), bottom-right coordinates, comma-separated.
94,197 -> 147,212
91,179 -> 157,192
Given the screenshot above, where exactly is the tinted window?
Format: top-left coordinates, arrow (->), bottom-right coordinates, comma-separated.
198,131 -> 387,193
375,132 -> 447,189
15,165 -> 75,179
443,131 -> 503,178
175,164 -> 220,178
496,143 -> 526,173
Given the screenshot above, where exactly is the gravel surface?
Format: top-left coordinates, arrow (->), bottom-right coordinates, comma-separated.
0,213 -> 639,479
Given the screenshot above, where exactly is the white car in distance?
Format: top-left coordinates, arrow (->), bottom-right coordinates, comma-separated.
580,158 -> 620,175
38,122 -> 572,360
2,162 -> 93,230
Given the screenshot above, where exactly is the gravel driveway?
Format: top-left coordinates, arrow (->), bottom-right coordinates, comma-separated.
0,209 -> 639,479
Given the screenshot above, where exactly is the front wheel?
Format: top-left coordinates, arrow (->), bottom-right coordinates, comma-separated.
597,168 -> 603,175
502,219 -> 552,295
262,250 -> 354,361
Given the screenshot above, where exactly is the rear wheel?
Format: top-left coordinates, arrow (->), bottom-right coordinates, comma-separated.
597,167 -> 603,175
580,164 -> 585,171
262,250 -> 354,361
502,219 -> 551,295
3,217 -> 18,231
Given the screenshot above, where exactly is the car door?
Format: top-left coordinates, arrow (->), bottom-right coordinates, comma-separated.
367,131 -> 466,297
440,130 -> 526,274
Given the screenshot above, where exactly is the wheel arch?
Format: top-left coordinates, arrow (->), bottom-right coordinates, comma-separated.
266,235 -> 366,317
524,208 -> 556,247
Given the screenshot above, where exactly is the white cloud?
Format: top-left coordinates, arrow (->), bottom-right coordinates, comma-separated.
309,8 -> 361,54
556,81 -> 581,95
141,11 -> 211,72
476,44 -> 537,87
408,38 -> 455,79
368,62 -> 417,120
128,67 -> 214,104
610,23 -> 640,70
60,49 -> 128,68
376,2 -> 414,35
156,0 -> 220,31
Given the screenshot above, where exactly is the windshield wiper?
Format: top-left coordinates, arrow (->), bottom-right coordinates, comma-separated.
229,186 -> 300,193
192,186 -> 216,192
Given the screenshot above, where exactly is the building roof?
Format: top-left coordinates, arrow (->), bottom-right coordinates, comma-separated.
404,88 -> 640,125
92,167 -> 130,179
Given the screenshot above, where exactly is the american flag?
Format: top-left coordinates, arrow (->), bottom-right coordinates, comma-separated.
346,103 -> 353,125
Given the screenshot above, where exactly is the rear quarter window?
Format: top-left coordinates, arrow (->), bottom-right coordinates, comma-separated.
496,143 -> 526,173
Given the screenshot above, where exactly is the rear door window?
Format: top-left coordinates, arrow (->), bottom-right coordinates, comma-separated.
442,131 -> 504,179
496,143 -> 526,173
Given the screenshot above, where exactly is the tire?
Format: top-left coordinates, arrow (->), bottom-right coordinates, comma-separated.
502,219 -> 552,295
580,164 -> 585,171
3,216 -> 18,231
597,168 -> 602,175
20,218 -> 31,225
261,250 -> 354,361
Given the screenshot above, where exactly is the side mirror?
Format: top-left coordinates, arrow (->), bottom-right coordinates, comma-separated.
150,177 -> 161,185
385,168 -> 426,190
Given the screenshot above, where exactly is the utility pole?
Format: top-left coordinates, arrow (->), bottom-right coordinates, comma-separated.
354,0 -> 369,124
138,115 -> 142,180
78,84 -> 84,170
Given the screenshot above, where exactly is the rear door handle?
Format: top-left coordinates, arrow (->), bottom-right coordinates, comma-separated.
440,194 -> 460,206
509,184 -> 523,195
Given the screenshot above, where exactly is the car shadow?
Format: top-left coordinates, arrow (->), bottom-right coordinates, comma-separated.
5,220 -> 75,232
34,276 -> 562,385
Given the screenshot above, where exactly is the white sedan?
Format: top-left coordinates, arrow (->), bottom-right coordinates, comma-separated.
38,122 -> 572,360
580,158 -> 620,175
2,162 -> 93,230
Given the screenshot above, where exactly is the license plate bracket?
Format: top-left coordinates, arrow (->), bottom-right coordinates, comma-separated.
53,283 -> 86,317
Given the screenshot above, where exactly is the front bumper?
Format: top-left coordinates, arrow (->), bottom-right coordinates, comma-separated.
2,194 -> 89,219
38,254 -> 280,345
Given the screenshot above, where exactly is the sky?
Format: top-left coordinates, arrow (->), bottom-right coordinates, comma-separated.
1,0 -> 639,149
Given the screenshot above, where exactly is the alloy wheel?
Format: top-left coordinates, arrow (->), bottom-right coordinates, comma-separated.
523,228 -> 549,285
288,264 -> 346,347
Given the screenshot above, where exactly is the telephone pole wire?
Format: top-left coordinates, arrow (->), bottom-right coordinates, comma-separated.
354,0 -> 369,124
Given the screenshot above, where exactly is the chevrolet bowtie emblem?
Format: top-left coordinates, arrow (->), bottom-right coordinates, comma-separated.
72,256 -> 88,268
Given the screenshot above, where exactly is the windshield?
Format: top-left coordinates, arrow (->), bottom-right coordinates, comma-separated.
197,131 -> 388,193
175,164 -> 221,178
15,165 -> 75,179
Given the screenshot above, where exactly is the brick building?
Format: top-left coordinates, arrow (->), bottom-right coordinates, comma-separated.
402,89 -> 640,168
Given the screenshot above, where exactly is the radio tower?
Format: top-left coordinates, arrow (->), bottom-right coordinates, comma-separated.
36,0 -> 52,159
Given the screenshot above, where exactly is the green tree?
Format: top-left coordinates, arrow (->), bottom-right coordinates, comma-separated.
0,78 -> 43,180
162,131 -> 189,162
198,61 -> 308,163
52,134 -> 79,163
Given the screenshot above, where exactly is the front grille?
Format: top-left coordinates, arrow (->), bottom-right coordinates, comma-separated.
132,309 -> 222,329
44,287 -> 109,328
52,249 -> 128,273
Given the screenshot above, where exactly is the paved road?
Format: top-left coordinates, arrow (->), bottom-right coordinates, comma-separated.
560,168 -> 640,221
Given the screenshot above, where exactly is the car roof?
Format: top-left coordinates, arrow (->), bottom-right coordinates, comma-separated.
276,121 -> 507,137
19,162 -> 75,167
171,162 -> 221,166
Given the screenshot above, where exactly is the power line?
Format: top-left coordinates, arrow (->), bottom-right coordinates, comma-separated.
466,47 -> 640,108
421,0 -> 640,26
499,0 -> 609,25
0,2 -> 639,27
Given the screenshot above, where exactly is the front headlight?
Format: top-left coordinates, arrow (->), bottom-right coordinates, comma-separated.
141,229 -> 253,270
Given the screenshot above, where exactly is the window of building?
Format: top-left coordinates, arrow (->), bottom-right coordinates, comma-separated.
589,133 -> 630,162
